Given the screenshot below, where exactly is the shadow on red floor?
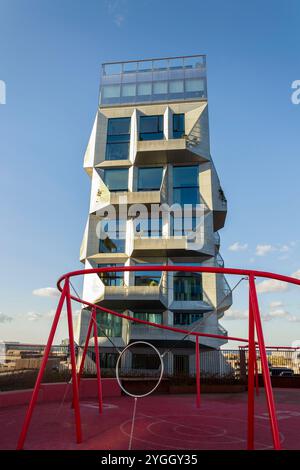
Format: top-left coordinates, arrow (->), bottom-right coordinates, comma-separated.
1,389 -> 299,450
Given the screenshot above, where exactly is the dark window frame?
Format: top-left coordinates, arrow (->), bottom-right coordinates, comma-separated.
139,115 -> 164,141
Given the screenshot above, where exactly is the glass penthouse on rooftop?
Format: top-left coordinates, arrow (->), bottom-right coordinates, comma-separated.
99,55 -> 207,107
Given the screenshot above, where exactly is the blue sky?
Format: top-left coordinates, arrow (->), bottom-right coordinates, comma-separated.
0,0 -> 299,346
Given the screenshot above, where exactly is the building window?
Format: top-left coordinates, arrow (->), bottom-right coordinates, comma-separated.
173,312 -> 203,325
132,353 -> 160,370
105,117 -> 131,161
173,114 -> 185,139
103,168 -> 128,191
98,264 -> 125,286
173,272 -> 203,301
173,165 -> 199,205
137,167 -> 163,191
99,220 -> 126,253
139,115 -> 163,141
171,214 -> 197,237
135,216 -> 162,238
97,314 -> 122,337
100,352 -> 118,368
134,265 -> 162,286
132,312 -> 163,325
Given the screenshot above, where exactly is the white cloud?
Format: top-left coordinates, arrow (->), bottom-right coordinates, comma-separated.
291,269 -> 300,280
228,242 -> 248,252
32,287 -> 60,298
223,308 -> 248,320
114,14 -> 124,26
0,313 -> 13,323
269,301 -> 283,308
256,279 -> 288,294
26,311 -> 43,322
255,244 -> 274,256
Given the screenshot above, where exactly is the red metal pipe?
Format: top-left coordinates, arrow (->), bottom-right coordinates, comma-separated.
16,282 -> 67,450
247,287 -> 255,450
72,312 -> 94,408
57,265 -> 300,291
249,275 -> 281,450
92,308 -> 103,414
77,314 -> 94,384
65,279 -> 82,443
254,351 -> 260,397
195,336 -> 201,408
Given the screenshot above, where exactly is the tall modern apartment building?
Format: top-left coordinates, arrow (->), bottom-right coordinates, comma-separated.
77,55 -> 232,375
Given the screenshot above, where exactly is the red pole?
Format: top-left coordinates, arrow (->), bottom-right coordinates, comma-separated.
249,275 -> 281,450
254,349 -> 260,397
71,312 -> 94,408
77,313 -> 94,385
65,278 -> 82,443
16,283 -> 67,450
92,308 -> 103,414
195,335 -> 201,408
247,285 -> 255,450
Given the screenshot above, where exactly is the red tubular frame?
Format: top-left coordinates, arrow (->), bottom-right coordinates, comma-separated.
17,266 -> 300,450
195,336 -> 201,408
92,308 -> 103,414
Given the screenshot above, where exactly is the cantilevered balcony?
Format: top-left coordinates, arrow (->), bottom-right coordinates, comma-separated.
135,138 -> 210,165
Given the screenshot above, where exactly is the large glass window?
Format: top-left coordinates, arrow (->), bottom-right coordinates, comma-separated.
132,354 -> 160,370
103,168 -> 128,191
135,216 -> 162,238
174,312 -> 203,325
173,272 -> 203,301
98,264 -> 125,286
138,167 -> 163,191
132,312 -> 163,325
99,220 -> 126,253
97,314 -> 122,337
173,114 -> 185,139
105,118 -> 130,161
139,115 -> 163,141
173,165 -> 199,205
100,352 -> 118,368
134,264 -> 162,286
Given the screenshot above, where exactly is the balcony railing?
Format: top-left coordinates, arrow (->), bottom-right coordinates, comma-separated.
99,55 -> 207,107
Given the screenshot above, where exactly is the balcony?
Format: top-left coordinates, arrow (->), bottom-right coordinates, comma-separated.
135,138 -> 209,165
111,190 -> 161,206
99,55 -> 207,108
93,277 -> 168,310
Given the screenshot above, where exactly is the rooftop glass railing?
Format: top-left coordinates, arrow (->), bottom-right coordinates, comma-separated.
99,55 -> 207,106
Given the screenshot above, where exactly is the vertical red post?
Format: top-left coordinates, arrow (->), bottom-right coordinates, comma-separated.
71,312 -> 94,408
77,313 -> 94,385
249,275 -> 281,450
65,278 -> 82,443
16,283 -> 67,450
254,349 -> 260,397
92,308 -> 103,414
195,335 -> 201,408
247,285 -> 255,450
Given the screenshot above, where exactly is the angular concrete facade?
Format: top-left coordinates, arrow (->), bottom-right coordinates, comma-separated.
77,56 -> 232,376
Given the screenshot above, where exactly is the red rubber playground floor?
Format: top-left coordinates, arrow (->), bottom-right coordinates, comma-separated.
1,389 -> 300,450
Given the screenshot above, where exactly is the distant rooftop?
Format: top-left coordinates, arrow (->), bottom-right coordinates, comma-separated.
99,55 -> 207,107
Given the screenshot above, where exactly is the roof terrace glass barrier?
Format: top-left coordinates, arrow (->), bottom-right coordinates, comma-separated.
99,55 -> 207,106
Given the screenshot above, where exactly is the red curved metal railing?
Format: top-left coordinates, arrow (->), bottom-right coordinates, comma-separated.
16,266 -> 300,451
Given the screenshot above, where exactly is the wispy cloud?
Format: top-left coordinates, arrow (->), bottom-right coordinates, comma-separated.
255,241 -> 295,258
223,308 -> 248,320
26,311 -> 44,322
32,287 -> 60,298
255,244 -> 274,256
106,0 -> 127,27
0,313 -> 13,323
256,279 -> 288,294
228,242 -> 248,252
